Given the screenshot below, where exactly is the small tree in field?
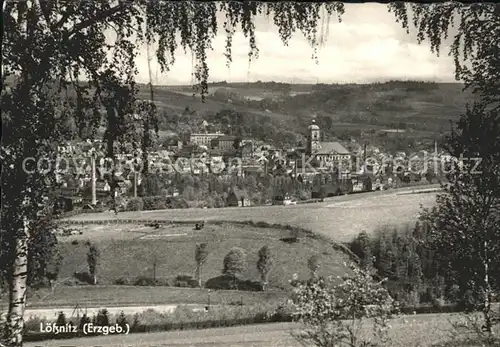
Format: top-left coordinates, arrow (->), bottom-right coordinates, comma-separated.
195,243 -> 209,288
223,247 -> 246,289
292,263 -> 397,347
257,246 -> 273,290
307,255 -> 321,280
87,244 -> 100,285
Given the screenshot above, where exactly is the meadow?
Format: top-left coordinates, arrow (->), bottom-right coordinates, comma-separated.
23,222 -> 352,309
66,189 -> 438,243
24,313 -> 497,347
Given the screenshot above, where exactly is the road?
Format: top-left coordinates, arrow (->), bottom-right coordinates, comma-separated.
66,185 -> 439,243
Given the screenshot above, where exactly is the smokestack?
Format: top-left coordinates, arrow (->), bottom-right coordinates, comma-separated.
91,155 -> 97,205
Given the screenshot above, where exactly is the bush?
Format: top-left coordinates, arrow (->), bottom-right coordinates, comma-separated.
134,276 -> 157,286
71,240 -> 79,245
166,197 -> 189,209
78,314 -> 91,331
155,278 -> 172,286
73,271 -> 93,284
114,277 -> 131,285
55,311 -> 67,326
24,316 -> 48,333
142,196 -> 167,210
174,275 -> 198,288
116,311 -> 128,330
222,247 -> 247,284
205,275 -> 262,291
95,309 -> 110,326
126,198 -> 144,211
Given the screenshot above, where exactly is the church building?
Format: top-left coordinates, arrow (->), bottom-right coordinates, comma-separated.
306,119 -> 352,167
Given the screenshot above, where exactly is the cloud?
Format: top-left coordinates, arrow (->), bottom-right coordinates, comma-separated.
132,3 -> 456,85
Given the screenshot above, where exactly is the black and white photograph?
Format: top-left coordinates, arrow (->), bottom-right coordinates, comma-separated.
1,1 -> 500,346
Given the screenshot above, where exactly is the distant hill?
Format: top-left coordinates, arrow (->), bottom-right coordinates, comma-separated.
141,81 -> 473,150
156,81 -> 473,134
5,76 -> 474,151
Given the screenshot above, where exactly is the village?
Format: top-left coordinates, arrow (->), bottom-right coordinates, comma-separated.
52,118 -> 450,213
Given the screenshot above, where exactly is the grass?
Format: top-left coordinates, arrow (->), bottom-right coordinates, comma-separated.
24,285 -> 287,308
65,190 -> 438,243
25,222 -> 351,308
23,313 -> 500,347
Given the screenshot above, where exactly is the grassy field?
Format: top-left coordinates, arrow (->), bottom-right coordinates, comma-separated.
24,285 -> 287,309
66,190 -> 438,243
24,222 -> 351,308
24,313 -> 498,347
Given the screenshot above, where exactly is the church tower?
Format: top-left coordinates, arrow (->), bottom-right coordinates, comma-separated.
307,119 -> 321,155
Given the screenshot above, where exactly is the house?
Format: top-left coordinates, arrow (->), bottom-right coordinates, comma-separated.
116,181 -> 130,195
242,165 -> 263,177
190,132 -> 223,146
240,141 -> 254,158
164,138 -> 183,151
95,180 -> 111,198
272,193 -> 293,205
227,188 -> 250,207
212,135 -> 238,151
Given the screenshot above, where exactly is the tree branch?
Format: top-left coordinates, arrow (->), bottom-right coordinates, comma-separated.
63,2 -> 130,41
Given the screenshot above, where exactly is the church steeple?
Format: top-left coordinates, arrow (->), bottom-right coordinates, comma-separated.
307,119 -> 320,155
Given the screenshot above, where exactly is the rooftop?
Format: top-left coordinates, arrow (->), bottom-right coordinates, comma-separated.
314,142 -> 350,155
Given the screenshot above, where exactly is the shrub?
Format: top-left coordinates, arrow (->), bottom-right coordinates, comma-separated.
73,271 -> 92,284
222,247 -> 247,289
292,263 -> 398,347
55,311 -> 67,326
114,277 -> 131,285
95,309 -> 110,326
154,278 -> 172,286
116,311 -> 128,330
24,316 -> 47,332
78,314 -> 91,331
174,275 -> 198,288
134,276 -> 157,286
307,255 -> 320,279
205,275 -> 261,291
142,196 -> 167,210
126,198 -> 144,211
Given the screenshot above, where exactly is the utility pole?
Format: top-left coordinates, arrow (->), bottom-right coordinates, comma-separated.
363,142 -> 367,173
91,154 -> 97,205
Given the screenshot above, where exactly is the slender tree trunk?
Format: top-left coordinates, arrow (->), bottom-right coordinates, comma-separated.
198,265 -> 202,288
482,247 -> 493,335
5,218 -> 29,347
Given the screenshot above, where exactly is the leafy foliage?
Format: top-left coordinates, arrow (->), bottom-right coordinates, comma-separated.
222,247 -> 247,283
257,246 -> 273,290
87,244 -> 100,285
307,255 -> 321,279
292,263 -> 397,347
27,218 -> 62,288
388,3 -> 500,108
195,243 -> 209,287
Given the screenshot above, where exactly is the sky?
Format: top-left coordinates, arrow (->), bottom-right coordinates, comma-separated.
131,3 -> 457,85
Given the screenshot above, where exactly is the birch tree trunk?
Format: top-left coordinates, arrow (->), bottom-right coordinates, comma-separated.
4,218 -> 29,347
482,240 -> 493,335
